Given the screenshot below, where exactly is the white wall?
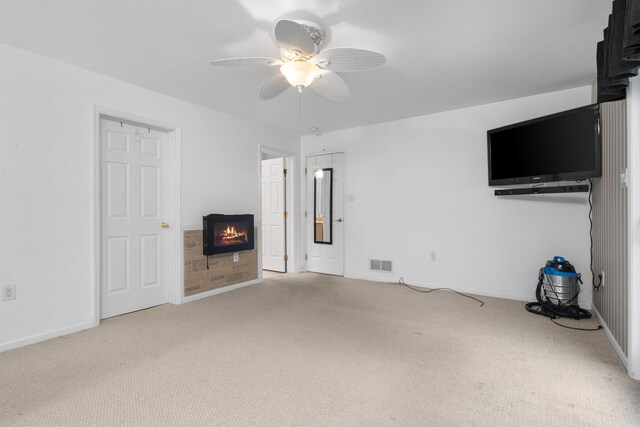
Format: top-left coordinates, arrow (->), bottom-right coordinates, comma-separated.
0,43 -> 300,351
302,86 -> 594,306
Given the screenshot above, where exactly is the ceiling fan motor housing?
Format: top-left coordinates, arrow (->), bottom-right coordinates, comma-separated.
292,20 -> 325,55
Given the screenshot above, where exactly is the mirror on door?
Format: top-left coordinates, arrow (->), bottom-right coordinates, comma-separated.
314,168 -> 333,244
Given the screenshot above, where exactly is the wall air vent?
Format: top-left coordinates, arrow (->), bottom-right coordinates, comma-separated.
370,259 -> 393,272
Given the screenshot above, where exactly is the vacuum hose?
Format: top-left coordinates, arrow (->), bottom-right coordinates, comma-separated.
525,256 -> 592,320
534,274 -> 591,319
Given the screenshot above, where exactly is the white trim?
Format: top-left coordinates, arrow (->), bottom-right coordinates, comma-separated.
182,278 -> 263,304
592,304 -> 628,369
261,144 -> 297,158
92,106 -> 183,318
182,224 -> 202,231
94,107 -> 180,131
344,273 -> 593,309
168,127 -> 183,305
341,152 -> 347,277
0,320 -> 97,354
627,78 -> 640,380
92,107 -> 101,321
304,148 -> 345,157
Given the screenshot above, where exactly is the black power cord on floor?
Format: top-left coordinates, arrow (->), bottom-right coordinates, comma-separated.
587,178 -> 604,292
397,277 -> 485,307
398,276 -> 602,331
549,317 -> 602,332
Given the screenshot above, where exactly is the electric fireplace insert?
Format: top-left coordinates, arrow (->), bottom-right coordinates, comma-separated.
203,214 -> 254,256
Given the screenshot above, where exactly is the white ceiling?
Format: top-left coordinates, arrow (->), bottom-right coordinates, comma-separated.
0,0 -> 610,135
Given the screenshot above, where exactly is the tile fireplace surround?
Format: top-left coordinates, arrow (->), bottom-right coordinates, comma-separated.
183,228 -> 258,297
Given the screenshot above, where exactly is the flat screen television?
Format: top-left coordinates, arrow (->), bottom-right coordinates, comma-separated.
487,104 -> 602,186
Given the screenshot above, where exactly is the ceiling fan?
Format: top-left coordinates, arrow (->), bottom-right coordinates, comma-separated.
210,19 -> 386,102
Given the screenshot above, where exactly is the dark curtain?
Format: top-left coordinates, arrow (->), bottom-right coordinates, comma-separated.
623,0 -> 640,60
598,0 -> 640,102
609,1 -> 640,76
598,41 -> 627,103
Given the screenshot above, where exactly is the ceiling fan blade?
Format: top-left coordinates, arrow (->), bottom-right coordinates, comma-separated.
210,57 -> 282,67
274,20 -> 315,56
310,70 -> 350,102
260,74 -> 291,100
315,48 -> 386,72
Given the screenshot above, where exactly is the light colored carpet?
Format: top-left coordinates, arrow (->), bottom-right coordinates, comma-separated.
1,273 -> 639,426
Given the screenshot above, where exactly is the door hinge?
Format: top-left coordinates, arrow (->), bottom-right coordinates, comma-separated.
284,211 -> 288,218
304,211 -> 307,217
305,254 -> 308,261
305,168 -> 307,175
283,168 -> 288,175
284,255 -> 289,261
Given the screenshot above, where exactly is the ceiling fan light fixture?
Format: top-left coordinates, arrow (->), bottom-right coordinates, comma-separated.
280,60 -> 320,88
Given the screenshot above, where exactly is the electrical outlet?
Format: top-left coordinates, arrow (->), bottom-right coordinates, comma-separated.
2,284 -> 16,301
600,271 -> 605,287
430,251 -> 437,262
233,253 -> 239,263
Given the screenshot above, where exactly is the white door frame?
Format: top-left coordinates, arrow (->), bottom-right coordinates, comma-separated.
627,78 -> 640,380
303,150 -> 346,275
258,145 -> 297,277
92,106 -> 182,325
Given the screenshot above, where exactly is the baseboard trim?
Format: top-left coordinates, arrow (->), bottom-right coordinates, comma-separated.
182,278 -> 262,304
344,274 -> 593,309
592,304 -> 628,369
0,319 -> 98,354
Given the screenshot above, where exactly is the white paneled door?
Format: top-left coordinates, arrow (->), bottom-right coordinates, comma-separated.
261,157 -> 287,272
101,118 -> 169,319
306,153 -> 344,276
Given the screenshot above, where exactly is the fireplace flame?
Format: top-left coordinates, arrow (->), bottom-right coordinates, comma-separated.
220,225 -> 247,245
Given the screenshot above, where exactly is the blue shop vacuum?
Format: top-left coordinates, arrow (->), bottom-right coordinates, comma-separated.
525,256 -> 592,320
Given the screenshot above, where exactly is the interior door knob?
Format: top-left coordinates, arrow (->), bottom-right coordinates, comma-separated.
335,218 -> 343,222
160,222 -> 170,229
